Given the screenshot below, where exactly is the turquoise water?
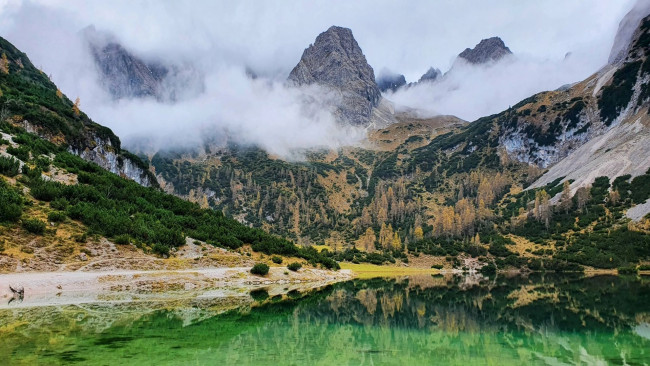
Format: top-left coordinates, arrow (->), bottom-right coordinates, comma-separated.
1,274 -> 649,365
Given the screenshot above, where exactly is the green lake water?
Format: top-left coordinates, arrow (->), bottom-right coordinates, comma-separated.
1,274 -> 649,365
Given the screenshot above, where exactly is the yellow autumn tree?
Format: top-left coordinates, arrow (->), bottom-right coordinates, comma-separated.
413,226 -> 424,241
391,232 -> 402,251
362,227 -> 376,252
0,53 -> 8,74
56,89 -> 63,99
72,97 -> 81,117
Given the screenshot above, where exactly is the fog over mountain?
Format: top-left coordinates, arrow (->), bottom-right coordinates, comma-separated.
0,0 -> 636,155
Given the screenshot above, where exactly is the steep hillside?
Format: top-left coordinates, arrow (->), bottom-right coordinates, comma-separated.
147,17 -> 650,272
0,36 -> 156,186
0,38 -> 345,272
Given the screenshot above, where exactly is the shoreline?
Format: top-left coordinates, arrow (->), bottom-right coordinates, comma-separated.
0,267 -> 353,309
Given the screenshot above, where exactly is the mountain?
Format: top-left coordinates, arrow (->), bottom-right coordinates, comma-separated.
83,26 -> 166,100
0,37 -> 342,272
457,37 -> 512,65
0,36 -> 155,186
418,67 -> 442,83
83,26 -> 204,101
149,16 -> 650,272
376,69 -> 406,92
288,26 -> 395,128
608,0 -> 650,64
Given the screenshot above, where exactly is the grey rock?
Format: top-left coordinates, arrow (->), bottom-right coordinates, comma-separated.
79,253 -> 88,261
458,37 -> 512,65
82,26 -> 204,101
288,26 -> 384,127
376,69 -> 406,92
83,26 -> 166,99
608,0 -> 650,64
418,67 -> 442,83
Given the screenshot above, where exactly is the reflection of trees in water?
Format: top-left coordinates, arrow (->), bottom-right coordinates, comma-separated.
1,275 -> 649,365
219,274 -> 650,364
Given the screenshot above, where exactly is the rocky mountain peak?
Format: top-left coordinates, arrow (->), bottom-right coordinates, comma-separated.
458,36 -> 512,64
288,26 -> 384,126
608,0 -> 650,64
418,67 -> 442,83
376,69 -> 406,93
82,26 -> 167,100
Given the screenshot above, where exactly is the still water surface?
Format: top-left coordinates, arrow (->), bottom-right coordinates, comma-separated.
1,274 -> 649,365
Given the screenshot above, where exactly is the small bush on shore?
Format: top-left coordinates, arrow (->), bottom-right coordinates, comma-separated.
271,255 -> 283,264
287,262 -> 302,272
251,263 -> 270,276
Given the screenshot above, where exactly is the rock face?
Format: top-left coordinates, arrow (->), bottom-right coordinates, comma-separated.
376,70 -> 406,92
458,37 -> 512,65
506,13 -> 650,215
82,26 -> 203,101
288,26 -> 388,127
90,42 -> 168,100
418,67 -> 442,83
608,0 -> 650,64
83,27 -> 166,100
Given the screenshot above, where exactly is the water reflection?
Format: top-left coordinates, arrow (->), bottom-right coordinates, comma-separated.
1,274 -> 649,365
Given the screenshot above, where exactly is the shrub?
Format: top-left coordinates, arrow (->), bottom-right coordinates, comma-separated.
639,264 -> 650,270
250,288 -> 269,301
114,234 -> 130,245
431,264 -> 443,269
0,156 -> 20,177
618,266 -> 638,275
251,263 -> 270,276
22,218 -> 46,234
287,262 -> 302,271
271,255 -> 283,264
480,263 -> 497,275
47,211 -> 66,222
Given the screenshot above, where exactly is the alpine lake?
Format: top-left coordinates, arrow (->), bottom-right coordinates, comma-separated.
1,273 -> 649,365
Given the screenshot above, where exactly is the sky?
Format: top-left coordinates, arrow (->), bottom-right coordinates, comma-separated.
0,0 -> 639,155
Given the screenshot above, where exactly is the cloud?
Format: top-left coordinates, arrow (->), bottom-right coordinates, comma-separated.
385,54 -> 594,121
0,0 -> 638,154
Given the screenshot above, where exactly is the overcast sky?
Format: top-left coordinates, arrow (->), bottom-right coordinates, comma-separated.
0,0 -> 635,80
0,0 -> 640,155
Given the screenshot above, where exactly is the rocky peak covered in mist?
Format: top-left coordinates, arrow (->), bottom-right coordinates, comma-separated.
458,37 -> 512,65
83,26 -> 167,100
288,26 -> 392,127
608,0 -> 650,64
376,69 -> 406,92
418,67 -> 442,83
82,26 -> 203,102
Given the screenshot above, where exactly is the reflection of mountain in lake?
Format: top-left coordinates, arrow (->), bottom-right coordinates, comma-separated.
1,275 -> 648,365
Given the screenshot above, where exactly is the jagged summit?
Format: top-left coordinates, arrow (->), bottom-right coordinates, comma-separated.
82,26 -> 167,100
82,26 -> 203,102
376,69 -> 406,92
418,67 -> 442,83
458,36 -> 512,64
288,26 -> 391,127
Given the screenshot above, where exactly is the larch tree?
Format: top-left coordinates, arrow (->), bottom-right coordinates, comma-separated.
413,226 -> 424,241
558,180 -> 572,213
0,53 -> 8,74
72,97 -> 81,117
391,232 -> 401,251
